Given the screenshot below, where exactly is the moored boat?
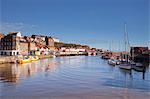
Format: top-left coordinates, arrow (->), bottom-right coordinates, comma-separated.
132,63 -> 144,72
102,55 -> 110,59
132,66 -> 144,72
119,23 -> 131,70
119,63 -> 131,70
31,56 -> 39,61
108,58 -> 120,66
18,56 -> 32,64
52,55 -> 56,58
130,60 -> 136,65
114,59 -> 120,65
108,59 -> 116,66
135,63 -> 143,67
18,59 -> 32,64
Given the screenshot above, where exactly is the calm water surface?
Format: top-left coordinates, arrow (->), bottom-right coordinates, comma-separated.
0,56 -> 150,99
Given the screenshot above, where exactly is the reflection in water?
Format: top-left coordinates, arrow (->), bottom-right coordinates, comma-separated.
0,64 -> 19,83
0,56 -> 150,99
0,59 -> 58,83
119,68 -> 133,79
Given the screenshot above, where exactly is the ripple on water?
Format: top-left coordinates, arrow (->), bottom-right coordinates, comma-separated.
0,56 -> 150,98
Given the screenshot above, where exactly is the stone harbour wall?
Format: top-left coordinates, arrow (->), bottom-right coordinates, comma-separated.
0,56 -> 20,64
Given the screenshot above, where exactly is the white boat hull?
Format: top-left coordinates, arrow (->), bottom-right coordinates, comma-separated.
119,64 -> 131,70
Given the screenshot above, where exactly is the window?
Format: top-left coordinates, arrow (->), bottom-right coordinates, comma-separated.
10,52 -> 12,56
13,42 -> 16,46
13,52 -> 15,55
13,35 -> 16,38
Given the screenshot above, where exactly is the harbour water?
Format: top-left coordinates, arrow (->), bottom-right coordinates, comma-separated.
0,56 -> 150,99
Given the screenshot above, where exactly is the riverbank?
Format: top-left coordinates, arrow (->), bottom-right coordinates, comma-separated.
0,52 -> 90,64
0,56 -> 18,64
0,55 -> 54,64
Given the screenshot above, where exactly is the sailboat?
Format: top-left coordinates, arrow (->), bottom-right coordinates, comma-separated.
119,23 -> 131,70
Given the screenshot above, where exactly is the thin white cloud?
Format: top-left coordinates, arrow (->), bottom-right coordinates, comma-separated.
0,22 -> 38,34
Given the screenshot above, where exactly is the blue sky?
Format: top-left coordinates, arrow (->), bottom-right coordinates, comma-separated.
0,0 -> 149,50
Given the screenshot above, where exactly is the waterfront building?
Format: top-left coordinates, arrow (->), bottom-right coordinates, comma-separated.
0,33 -> 4,40
0,33 -> 4,50
0,32 -> 22,56
59,47 -> 86,52
28,42 -> 37,55
0,32 -> 39,56
31,35 -> 47,45
45,36 -> 54,46
36,44 -> 49,55
19,41 -> 29,56
31,35 -> 55,52
52,37 -> 60,43
45,36 -> 55,51
31,35 -> 55,55
0,32 -> 90,56
87,48 -> 97,56
23,36 -> 38,55
130,47 -> 149,63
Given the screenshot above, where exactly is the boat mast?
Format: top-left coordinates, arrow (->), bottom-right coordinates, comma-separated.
124,23 -> 127,61
109,41 -> 111,52
124,23 -> 130,62
124,23 -> 127,53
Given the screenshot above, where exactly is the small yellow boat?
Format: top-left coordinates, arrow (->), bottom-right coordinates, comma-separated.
31,56 -> 39,61
19,59 -> 32,64
18,56 -> 32,64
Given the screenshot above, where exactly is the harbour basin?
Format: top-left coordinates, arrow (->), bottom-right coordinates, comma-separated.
0,56 -> 150,99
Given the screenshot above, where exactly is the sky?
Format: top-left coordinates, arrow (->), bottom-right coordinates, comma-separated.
0,0 -> 149,50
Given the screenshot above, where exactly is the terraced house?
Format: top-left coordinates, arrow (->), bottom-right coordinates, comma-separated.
0,32 -> 56,56
0,32 -> 22,56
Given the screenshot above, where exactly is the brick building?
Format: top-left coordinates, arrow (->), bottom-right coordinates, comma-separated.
0,33 -> 58,56
19,41 -> 29,56
0,32 -> 22,56
45,36 -> 55,51
0,33 -> 4,40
